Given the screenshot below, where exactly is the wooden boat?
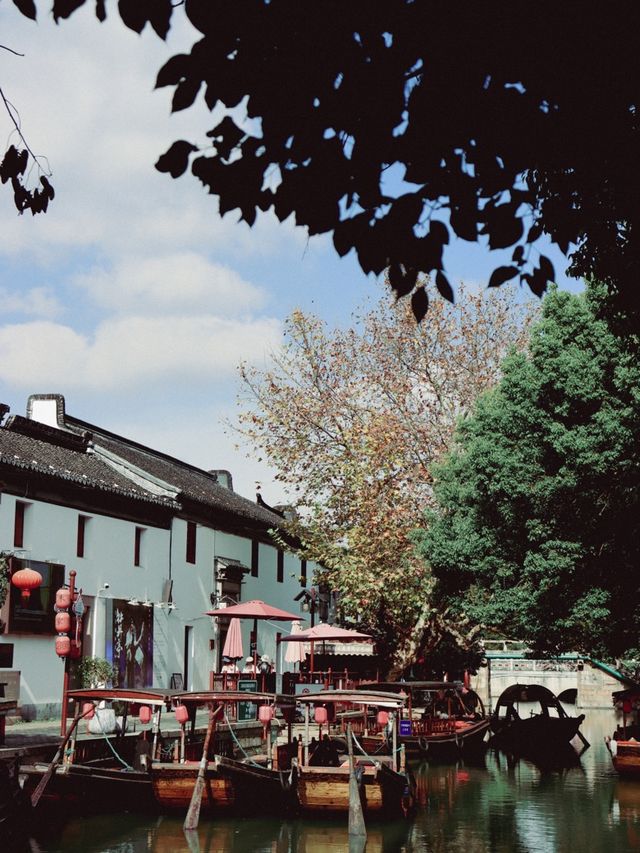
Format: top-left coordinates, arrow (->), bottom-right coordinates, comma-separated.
1,758 -> 31,847
149,690 -> 296,815
295,689 -> 415,817
606,686 -> 640,778
19,687 -> 178,811
489,683 -> 588,757
356,680 -> 490,758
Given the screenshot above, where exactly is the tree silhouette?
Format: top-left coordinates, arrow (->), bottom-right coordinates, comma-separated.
9,2 -> 640,319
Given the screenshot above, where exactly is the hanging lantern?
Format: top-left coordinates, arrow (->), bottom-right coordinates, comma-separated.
56,587 -> 72,610
623,700 -> 633,714
377,710 -> 390,728
175,705 -> 189,725
139,705 -> 152,725
55,635 -> 71,657
314,706 -> 328,725
258,705 -> 274,724
82,702 -> 95,720
11,567 -> 43,602
54,612 -> 72,633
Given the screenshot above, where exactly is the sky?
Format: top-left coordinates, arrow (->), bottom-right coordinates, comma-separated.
0,6 -> 581,504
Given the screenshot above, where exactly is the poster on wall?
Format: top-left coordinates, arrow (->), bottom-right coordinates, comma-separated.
110,600 -> 154,688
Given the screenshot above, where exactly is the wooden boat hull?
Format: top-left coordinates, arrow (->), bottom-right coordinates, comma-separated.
607,739 -> 640,778
490,714 -> 585,754
359,718 -> 489,759
19,762 -> 156,811
216,756 -> 296,812
151,761 -> 235,812
296,762 -> 412,817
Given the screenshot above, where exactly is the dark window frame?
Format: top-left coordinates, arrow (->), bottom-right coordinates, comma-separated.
277,549 -> 284,583
186,521 -> 197,564
13,501 -> 26,548
77,515 -> 89,558
251,539 -> 259,578
134,526 -> 144,567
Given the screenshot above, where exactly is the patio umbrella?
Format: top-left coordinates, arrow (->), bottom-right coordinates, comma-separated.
284,620 -> 306,666
221,618 -> 243,661
206,599 -> 303,671
280,622 -> 373,673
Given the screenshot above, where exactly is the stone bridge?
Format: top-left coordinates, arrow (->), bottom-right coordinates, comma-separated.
470,643 -> 630,711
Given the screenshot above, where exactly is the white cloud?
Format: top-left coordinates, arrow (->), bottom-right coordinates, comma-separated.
0,315 -> 282,390
74,254 -> 267,316
0,286 -> 63,319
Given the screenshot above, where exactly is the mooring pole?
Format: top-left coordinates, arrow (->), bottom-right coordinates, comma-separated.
347,723 -> 366,839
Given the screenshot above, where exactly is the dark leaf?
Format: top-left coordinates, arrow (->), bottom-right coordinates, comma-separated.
449,206 -> 477,242
526,266 -> 548,297
52,0 -> 84,21
155,140 -> 198,178
206,117 -> 244,161
483,204 -> 523,250
172,78 -> 202,113
155,54 -> 191,88
429,219 -> 450,246
388,264 -> 418,298
95,0 -> 106,21
118,0 -> 148,33
12,0 -> 36,19
40,176 -> 55,200
538,254 -> 555,284
435,271 -> 454,303
512,245 -> 524,264
411,286 -> 429,323
488,265 -> 519,288
527,220 -> 544,243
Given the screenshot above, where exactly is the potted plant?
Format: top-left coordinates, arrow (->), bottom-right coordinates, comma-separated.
77,657 -> 118,734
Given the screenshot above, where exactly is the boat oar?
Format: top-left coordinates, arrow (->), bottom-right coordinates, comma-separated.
31,707 -> 85,808
183,704 -> 221,831
347,723 -> 366,839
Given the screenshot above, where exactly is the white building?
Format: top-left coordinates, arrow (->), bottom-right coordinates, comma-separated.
0,394 -> 314,719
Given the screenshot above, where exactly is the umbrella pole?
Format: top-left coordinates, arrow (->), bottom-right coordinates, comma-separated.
310,640 -> 315,678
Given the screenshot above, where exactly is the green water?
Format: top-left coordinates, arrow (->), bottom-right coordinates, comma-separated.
21,712 -> 640,852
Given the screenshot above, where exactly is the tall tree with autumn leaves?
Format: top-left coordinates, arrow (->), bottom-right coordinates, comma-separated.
236,283 -> 536,676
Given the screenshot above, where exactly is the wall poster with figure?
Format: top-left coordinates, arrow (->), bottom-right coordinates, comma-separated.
109,600 -> 154,688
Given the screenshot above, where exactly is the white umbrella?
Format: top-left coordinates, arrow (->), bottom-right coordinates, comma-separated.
284,620 -> 306,666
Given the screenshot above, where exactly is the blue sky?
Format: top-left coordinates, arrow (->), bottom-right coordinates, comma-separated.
0,7 -> 581,502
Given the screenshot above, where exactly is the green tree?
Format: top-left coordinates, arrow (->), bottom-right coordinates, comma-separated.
418,283 -> 640,659
236,284 -> 536,676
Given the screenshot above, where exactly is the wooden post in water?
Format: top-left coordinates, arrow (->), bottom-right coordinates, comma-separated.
347,723 -> 366,839
183,704 -> 219,831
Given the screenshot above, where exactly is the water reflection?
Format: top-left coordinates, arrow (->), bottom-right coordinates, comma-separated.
18,712 -> 640,853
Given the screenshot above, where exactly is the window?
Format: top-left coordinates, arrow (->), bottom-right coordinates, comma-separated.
77,515 -> 89,558
300,559 -> 307,587
7,559 -> 64,634
13,501 -> 27,548
134,527 -> 145,567
186,521 -> 197,564
251,539 -> 259,578
277,549 -> 284,583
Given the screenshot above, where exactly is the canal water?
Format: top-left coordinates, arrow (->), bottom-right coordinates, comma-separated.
20,711 -> 640,853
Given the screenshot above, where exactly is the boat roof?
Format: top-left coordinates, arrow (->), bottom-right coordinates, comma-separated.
171,690 -> 285,705
357,680 -> 464,693
296,689 -> 406,708
494,683 -> 562,707
612,686 -> 640,702
68,687 -> 179,706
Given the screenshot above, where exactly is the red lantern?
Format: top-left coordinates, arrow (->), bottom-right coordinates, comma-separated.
82,702 -> 95,720
377,710 -> 390,727
175,705 -> 189,725
259,705 -> 274,724
70,640 -> 82,660
11,567 -> 43,602
623,700 -> 633,715
55,612 -> 72,633
55,635 -> 71,657
314,706 -> 328,725
139,705 -> 152,724
56,588 -> 72,609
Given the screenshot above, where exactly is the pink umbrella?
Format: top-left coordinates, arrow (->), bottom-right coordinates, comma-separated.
284,620 -> 306,666
280,622 -> 373,673
221,618 -> 243,661
206,599 -> 303,671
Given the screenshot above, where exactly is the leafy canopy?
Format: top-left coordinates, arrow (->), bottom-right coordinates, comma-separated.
418,283 -> 640,659
236,284 -> 536,675
8,3 -> 640,318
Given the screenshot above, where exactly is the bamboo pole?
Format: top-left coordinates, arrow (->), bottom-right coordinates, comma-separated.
347,723 -> 366,839
32,708 -> 84,807
183,704 -> 221,831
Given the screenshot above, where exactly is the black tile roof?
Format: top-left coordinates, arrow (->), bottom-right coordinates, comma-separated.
63,415 -> 284,530
0,417 -> 177,509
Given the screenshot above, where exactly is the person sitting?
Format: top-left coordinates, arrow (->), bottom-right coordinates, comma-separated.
221,656 -> 239,674
309,734 -> 341,767
242,656 -> 256,675
258,654 -> 273,675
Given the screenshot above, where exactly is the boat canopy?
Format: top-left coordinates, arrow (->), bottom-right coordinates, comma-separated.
67,687 -> 179,706
494,683 -> 564,708
357,681 -> 464,694
296,689 -> 406,709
